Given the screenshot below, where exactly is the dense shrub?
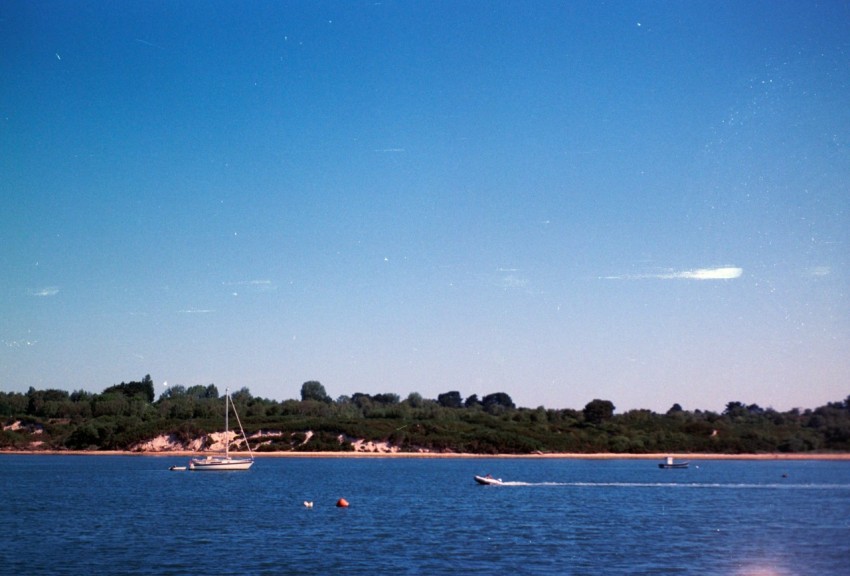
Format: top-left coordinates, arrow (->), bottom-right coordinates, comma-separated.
2,382 -> 848,455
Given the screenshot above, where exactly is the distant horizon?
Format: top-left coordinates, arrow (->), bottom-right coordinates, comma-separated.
2,1 -> 848,415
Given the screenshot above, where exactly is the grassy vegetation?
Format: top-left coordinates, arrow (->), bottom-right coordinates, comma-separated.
2,376 -> 848,454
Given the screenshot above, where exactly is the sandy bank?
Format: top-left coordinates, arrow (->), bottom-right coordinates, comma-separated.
2,450 -> 849,460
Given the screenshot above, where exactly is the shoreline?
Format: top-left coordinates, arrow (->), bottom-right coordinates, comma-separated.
2,450 -> 849,460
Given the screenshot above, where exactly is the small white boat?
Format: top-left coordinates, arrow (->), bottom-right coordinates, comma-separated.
474,474 -> 504,486
658,456 -> 689,469
169,465 -> 187,471
189,388 -> 254,471
189,455 -> 253,471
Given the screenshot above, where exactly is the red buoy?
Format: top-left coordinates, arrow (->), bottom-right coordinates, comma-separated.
336,498 -> 349,508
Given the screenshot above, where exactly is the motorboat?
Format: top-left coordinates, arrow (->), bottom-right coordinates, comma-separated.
474,474 -> 504,485
658,456 -> 689,469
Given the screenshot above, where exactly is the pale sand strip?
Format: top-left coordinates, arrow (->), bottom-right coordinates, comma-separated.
2,450 -> 849,460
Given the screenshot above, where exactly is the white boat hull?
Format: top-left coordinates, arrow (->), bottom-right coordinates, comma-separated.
659,457 -> 689,469
474,475 -> 503,486
189,457 -> 254,471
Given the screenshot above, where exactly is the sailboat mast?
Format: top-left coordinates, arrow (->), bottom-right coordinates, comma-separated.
224,387 -> 229,459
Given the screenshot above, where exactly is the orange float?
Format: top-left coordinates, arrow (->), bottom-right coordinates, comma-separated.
336,498 -> 349,508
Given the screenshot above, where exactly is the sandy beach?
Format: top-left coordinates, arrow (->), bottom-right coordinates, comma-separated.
3,450 -> 849,460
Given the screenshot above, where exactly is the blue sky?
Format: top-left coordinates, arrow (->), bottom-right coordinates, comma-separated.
2,1 -> 848,412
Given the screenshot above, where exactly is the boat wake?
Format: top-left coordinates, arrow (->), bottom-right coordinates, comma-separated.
486,481 -> 850,490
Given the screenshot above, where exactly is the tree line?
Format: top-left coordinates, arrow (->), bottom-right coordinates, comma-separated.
1,376 -> 849,454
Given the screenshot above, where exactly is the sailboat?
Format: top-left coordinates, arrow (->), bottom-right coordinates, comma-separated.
189,388 -> 254,471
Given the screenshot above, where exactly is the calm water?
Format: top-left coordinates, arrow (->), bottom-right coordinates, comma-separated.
1,456 -> 848,575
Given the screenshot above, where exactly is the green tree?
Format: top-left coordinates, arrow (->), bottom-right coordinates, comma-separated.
373,393 -> 400,404
724,401 -> 747,418
482,393 -> 515,410
438,391 -> 463,408
300,381 -> 331,403
0,392 -> 28,417
103,375 -> 155,403
405,392 -> 424,408
583,399 -> 615,424
160,385 -> 186,399
26,388 -> 70,416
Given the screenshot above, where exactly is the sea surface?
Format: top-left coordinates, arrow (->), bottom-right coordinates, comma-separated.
1,455 -> 848,575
